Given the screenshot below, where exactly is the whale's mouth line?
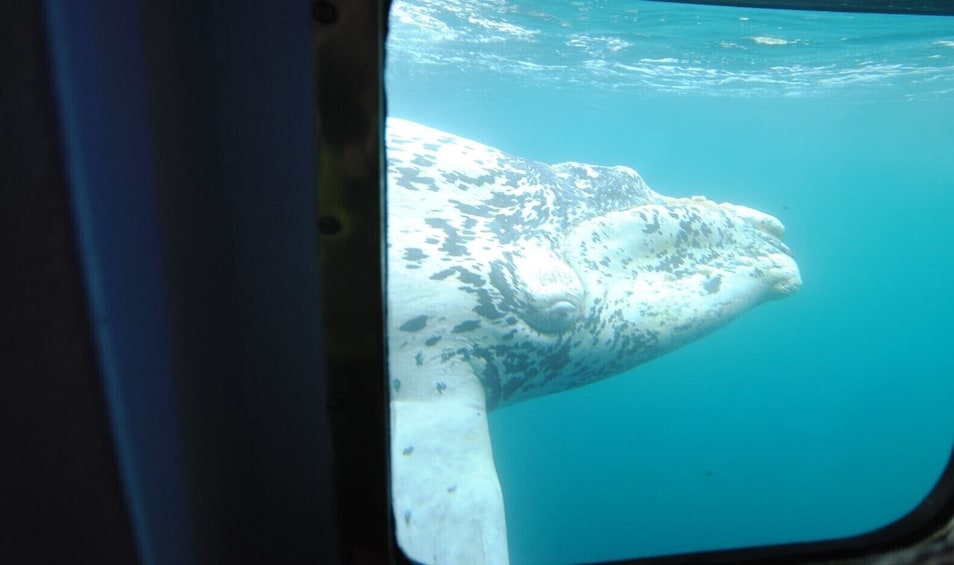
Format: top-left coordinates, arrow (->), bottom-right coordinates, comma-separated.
700,201 -> 796,259
761,231 -> 795,258
715,204 -> 796,259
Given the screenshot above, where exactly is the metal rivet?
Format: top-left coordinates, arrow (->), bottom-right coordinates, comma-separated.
311,1 -> 338,24
318,215 -> 343,235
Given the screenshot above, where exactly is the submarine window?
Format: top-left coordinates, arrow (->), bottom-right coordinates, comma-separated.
384,1 -> 954,563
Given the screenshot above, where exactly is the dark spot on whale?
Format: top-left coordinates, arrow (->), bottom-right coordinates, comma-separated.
440,349 -> 458,362
415,351 -> 424,366
452,320 -> 480,333
642,212 -> 661,234
487,191 -> 521,208
395,166 -> 436,191
502,351 -> 530,373
478,356 -> 502,410
412,155 -> 434,167
436,381 -> 447,394
400,315 -> 428,332
403,446 -> 414,456
502,378 -> 525,401
451,200 -> 494,218
489,261 -> 520,313
431,266 -> 484,286
447,485 -> 457,493
472,288 -> 504,320
458,270 -> 484,286
656,253 -> 686,272
467,173 -> 499,186
425,335 -> 441,346
431,268 -> 455,281
541,342 -> 572,374
425,218 -> 468,257
487,215 -> 522,244
703,275 -> 722,294
403,248 -> 426,262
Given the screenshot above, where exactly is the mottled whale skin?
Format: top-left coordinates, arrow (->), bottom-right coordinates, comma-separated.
387,118 -> 801,564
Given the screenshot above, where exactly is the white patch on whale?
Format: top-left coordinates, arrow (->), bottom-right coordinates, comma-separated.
386,118 -> 801,564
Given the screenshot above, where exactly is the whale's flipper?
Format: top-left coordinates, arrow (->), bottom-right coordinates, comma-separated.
390,365 -> 509,565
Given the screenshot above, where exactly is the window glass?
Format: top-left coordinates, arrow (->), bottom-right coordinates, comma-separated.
385,1 -> 954,563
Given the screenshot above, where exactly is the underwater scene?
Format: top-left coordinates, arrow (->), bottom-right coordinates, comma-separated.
385,1 -> 954,563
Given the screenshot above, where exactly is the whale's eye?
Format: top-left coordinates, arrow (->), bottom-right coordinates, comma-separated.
524,299 -> 581,334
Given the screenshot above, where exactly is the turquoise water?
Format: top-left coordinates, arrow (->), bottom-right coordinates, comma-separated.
386,1 -> 954,562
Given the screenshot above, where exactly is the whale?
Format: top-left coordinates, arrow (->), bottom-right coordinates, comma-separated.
386,118 -> 801,564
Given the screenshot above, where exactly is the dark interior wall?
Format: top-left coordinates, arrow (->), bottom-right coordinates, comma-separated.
0,3 -> 138,563
312,0 -> 393,562
138,2 -> 338,562
3,1 -> 338,564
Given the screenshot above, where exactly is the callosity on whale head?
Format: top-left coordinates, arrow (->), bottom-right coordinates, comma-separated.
385,118 -> 801,564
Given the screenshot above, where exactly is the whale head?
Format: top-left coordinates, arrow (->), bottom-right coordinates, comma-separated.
387,119 -> 800,409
